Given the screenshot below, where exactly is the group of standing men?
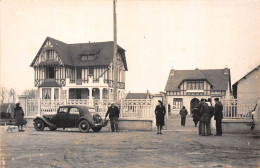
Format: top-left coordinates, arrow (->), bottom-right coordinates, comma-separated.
104,98 -> 223,136
192,98 -> 223,136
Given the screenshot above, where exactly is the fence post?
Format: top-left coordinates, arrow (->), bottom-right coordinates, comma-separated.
18,95 -> 28,117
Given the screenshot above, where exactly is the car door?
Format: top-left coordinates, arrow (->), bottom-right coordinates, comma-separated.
68,107 -> 80,127
55,107 -> 69,127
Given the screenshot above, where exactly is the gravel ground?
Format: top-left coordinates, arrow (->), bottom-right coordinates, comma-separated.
0,116 -> 259,168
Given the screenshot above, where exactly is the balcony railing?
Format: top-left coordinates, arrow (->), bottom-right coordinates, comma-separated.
35,78 -> 125,89
35,79 -> 66,87
104,80 -> 125,89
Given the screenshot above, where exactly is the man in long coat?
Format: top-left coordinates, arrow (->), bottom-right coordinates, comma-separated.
200,101 -> 212,136
197,99 -> 204,135
192,107 -> 200,127
179,106 -> 188,126
214,98 -> 223,136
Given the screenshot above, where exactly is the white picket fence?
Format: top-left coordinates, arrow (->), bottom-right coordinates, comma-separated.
25,99 -> 155,119
222,98 -> 258,118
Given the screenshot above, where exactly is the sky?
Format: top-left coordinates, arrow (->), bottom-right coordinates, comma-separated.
0,0 -> 260,95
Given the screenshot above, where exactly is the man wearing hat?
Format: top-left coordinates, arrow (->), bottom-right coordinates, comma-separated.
105,102 -> 120,132
214,98 -> 223,136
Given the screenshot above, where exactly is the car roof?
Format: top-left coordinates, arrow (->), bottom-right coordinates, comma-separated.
58,105 -> 95,110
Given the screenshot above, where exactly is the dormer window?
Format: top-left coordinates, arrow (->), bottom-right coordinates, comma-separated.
80,49 -> 101,61
187,81 -> 204,90
81,54 -> 96,61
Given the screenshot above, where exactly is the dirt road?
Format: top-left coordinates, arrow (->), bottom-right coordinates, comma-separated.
1,116 -> 259,168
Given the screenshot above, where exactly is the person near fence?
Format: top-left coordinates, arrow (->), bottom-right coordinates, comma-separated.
105,102 -> 120,132
179,106 -> 188,126
198,99 -> 204,135
207,98 -> 214,136
214,98 -> 223,136
200,100 -> 212,136
155,100 -> 166,135
192,107 -> 200,127
14,102 -> 26,132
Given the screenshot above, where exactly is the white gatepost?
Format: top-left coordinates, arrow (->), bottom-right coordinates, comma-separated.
89,87 -> 93,106
100,88 -> 103,100
18,95 -> 28,117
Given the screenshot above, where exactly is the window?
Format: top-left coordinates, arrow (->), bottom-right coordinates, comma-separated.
42,88 -> 51,99
54,88 -> 59,99
70,108 -> 80,114
46,50 -> 55,60
76,68 -> 82,79
187,81 -> 204,90
46,67 -> 55,79
82,56 -> 88,60
173,98 -> 183,109
58,107 -> 69,113
88,68 -> 94,76
81,55 -> 96,61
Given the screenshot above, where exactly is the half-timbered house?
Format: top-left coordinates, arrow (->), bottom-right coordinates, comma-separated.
165,68 -> 231,114
30,37 -> 127,100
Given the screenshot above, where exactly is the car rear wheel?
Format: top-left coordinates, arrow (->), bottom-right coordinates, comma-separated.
79,120 -> 90,133
49,126 -> 57,131
34,119 -> 45,131
92,127 -> 102,132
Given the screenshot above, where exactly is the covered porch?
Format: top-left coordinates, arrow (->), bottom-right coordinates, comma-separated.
68,87 -> 110,100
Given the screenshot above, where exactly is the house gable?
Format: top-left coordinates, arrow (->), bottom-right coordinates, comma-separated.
165,68 -> 231,92
30,38 -> 65,67
232,65 -> 260,98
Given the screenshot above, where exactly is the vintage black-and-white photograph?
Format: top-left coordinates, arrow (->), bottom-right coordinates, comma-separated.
0,0 -> 260,167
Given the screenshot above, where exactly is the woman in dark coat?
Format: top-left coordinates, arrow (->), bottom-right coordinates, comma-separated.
14,102 -> 25,132
192,107 -> 200,127
155,100 -> 166,134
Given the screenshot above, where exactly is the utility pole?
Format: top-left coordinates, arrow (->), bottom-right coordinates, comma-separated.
113,0 -> 118,101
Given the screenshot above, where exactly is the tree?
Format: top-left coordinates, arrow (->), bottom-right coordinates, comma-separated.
9,88 -> 16,104
0,87 -> 8,104
23,89 -> 37,99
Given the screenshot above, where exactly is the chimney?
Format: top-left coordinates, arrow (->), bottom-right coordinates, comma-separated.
224,65 -> 229,75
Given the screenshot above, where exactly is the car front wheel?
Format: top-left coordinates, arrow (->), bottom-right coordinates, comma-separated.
34,119 -> 45,131
79,120 -> 90,133
92,127 -> 102,132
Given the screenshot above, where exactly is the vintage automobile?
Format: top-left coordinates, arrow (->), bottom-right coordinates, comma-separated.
33,105 -> 107,133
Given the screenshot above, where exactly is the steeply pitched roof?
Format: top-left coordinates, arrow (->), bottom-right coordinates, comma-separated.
30,37 -> 128,71
232,65 -> 260,86
165,68 -> 231,91
126,93 -> 150,99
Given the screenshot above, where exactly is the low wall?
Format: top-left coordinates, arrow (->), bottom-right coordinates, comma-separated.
222,119 -> 251,134
25,117 -> 155,131
118,118 -> 154,131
